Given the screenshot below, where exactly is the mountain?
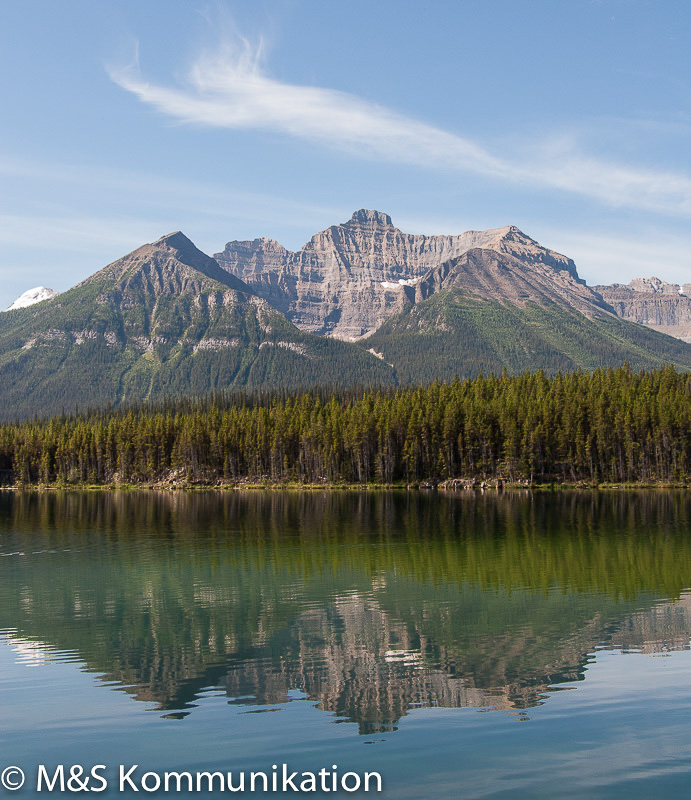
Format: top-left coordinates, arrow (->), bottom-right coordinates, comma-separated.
0,232 -> 393,420
215,210 -> 691,376
594,277 -> 691,343
363,245 -> 691,382
214,208 -> 691,380
1,214 -> 689,421
5,286 -> 59,311
215,210 -> 583,340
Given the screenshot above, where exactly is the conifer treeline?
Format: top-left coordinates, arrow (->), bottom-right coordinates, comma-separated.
0,366 -> 688,486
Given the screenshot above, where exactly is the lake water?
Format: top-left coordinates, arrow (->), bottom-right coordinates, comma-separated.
1,489 -> 691,798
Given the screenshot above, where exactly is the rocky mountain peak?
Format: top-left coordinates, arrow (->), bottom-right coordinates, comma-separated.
152,230 -> 194,250
215,213 -> 585,339
346,209 -> 394,227
410,246 -> 607,315
594,277 -> 691,343
84,232 -> 250,296
146,231 -> 223,274
629,276 -> 682,295
501,225 -> 534,241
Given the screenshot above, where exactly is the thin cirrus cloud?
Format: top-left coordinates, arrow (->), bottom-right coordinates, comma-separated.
108,37 -> 691,219
108,39 -> 508,179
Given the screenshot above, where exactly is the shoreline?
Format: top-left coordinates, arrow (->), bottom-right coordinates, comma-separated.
0,480 -> 687,492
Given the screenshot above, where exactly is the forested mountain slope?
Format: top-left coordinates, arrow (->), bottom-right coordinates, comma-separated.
0,233 -> 393,420
364,247 -> 691,382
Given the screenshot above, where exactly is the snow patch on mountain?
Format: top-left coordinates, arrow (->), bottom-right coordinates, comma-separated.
6,287 -> 59,311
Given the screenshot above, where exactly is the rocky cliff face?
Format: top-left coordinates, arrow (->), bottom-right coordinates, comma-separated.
594,278 -> 691,343
215,210 -> 582,340
409,245 -> 608,316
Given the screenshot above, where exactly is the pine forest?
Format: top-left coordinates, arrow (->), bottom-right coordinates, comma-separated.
0,366 -> 688,488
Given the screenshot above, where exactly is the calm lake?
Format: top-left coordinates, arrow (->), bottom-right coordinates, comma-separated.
1,489 -> 691,798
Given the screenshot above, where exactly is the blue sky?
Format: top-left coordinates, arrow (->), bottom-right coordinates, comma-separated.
1,0 -> 690,309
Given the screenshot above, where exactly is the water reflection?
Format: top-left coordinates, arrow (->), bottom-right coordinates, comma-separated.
0,489 -> 689,733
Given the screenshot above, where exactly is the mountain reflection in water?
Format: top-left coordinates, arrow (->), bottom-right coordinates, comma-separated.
0,489 -> 689,734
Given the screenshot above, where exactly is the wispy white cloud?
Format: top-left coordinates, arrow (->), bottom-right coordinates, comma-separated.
529,147 -> 691,217
108,36 -> 691,219
108,37 -> 513,178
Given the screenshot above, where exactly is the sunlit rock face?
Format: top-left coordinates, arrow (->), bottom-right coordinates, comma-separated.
215,210 -> 589,340
594,278 -> 691,343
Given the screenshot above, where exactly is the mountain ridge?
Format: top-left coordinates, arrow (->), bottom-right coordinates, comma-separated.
594,277 -> 691,343
215,210 -> 583,340
405,246 -> 609,317
0,212 -> 689,420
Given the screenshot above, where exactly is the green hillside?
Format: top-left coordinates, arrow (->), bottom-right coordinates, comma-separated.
0,234 -> 394,420
364,289 -> 691,383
